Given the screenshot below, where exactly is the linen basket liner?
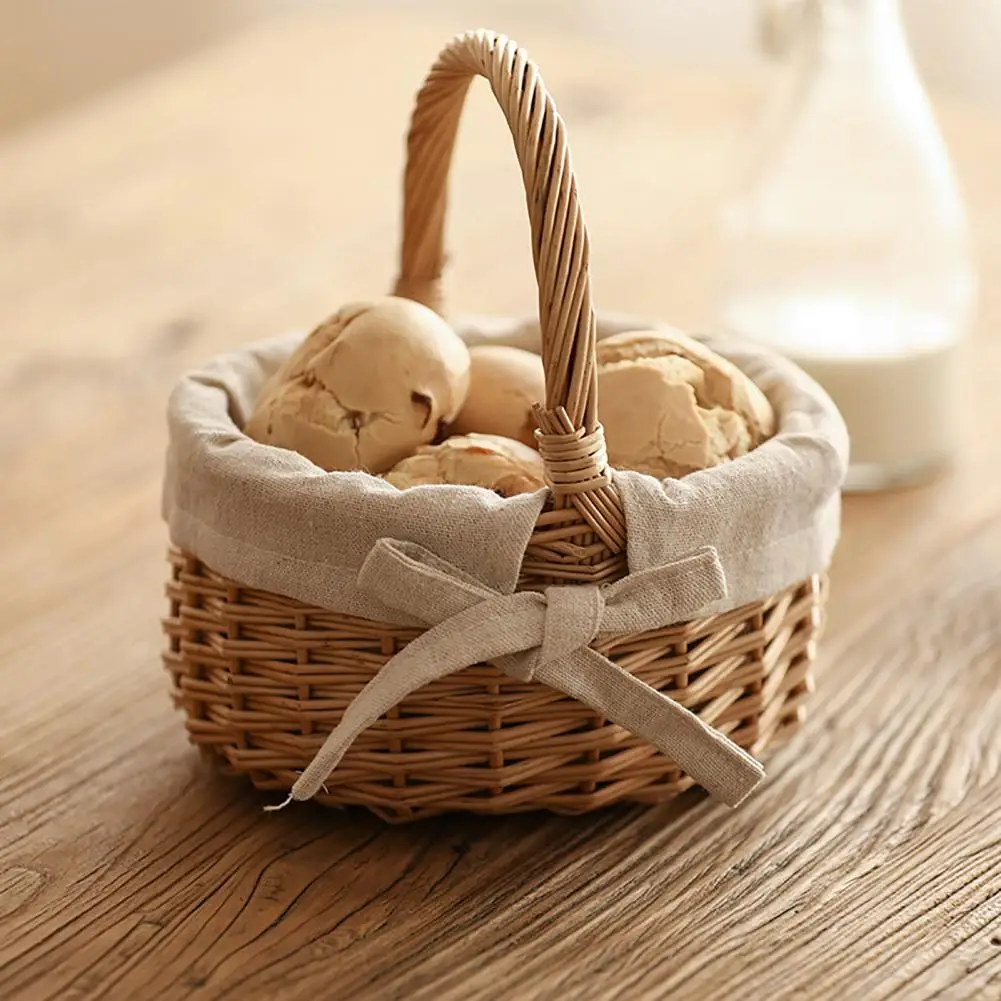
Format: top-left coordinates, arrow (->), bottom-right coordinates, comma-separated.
162,28 -> 848,809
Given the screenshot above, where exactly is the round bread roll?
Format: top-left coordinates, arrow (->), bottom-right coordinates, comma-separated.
384,433 -> 545,497
596,328 -> 775,479
244,297 -> 470,473
450,345 -> 546,447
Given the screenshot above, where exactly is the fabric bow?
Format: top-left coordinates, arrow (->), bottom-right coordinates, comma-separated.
267,538 -> 765,811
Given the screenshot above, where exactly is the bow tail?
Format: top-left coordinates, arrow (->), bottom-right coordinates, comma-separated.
535,648 -> 764,807
268,594 -> 540,808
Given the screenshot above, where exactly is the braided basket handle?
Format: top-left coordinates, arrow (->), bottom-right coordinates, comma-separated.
393,30 -> 626,552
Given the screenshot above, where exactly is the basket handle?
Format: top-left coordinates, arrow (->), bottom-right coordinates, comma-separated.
392,30 -> 625,551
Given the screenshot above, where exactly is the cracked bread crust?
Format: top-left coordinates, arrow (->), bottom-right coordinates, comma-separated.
384,433 -> 545,497
596,328 -> 776,479
244,297 -> 470,473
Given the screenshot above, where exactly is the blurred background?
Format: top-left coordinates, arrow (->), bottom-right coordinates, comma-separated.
2,0 -> 996,492
2,0 -> 1000,136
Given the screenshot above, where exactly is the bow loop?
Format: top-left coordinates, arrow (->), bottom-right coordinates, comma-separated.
600,546 -> 728,634
358,537 -> 498,624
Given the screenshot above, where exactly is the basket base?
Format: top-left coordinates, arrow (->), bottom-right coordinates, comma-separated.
163,549 -> 823,821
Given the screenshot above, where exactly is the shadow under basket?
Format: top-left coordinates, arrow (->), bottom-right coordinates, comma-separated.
163,548 -> 823,822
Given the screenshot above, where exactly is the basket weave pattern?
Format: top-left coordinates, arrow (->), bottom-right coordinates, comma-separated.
162,30 -> 828,819
165,550 -> 822,821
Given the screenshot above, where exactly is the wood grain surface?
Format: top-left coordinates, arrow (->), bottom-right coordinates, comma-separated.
1,10 -> 1000,1001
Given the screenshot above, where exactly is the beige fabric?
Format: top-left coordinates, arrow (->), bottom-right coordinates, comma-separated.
162,313 -> 846,621
267,538 -> 764,809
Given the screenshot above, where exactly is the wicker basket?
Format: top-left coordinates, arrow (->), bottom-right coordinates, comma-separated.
162,30 -> 830,822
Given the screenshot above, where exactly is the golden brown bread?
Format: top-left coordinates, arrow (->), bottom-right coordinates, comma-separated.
384,433 -> 545,496
596,328 -> 775,478
449,345 -> 546,447
244,296 -> 470,473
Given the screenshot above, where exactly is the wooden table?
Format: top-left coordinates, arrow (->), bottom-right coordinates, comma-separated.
3,11 -> 1001,1000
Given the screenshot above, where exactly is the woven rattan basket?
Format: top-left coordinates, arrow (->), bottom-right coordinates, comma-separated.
162,30 -> 833,822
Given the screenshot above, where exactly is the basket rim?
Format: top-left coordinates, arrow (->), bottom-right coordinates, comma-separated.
162,309 -> 845,626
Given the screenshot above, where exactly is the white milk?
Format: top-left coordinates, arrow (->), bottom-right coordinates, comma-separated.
789,345 -> 960,488
723,293 -> 965,490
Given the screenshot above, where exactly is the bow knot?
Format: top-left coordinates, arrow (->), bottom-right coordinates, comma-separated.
527,584 -> 604,681
266,538 -> 766,813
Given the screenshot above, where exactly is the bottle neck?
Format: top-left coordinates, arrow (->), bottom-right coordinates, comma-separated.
804,0 -> 908,59
776,0 -> 920,101
817,0 -> 900,20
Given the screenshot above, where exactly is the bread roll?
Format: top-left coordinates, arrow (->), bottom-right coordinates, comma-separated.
385,433 -> 545,497
596,328 -> 775,479
245,297 -> 470,473
450,345 -> 546,447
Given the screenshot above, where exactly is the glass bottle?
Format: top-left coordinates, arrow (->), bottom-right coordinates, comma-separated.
717,0 -> 977,491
